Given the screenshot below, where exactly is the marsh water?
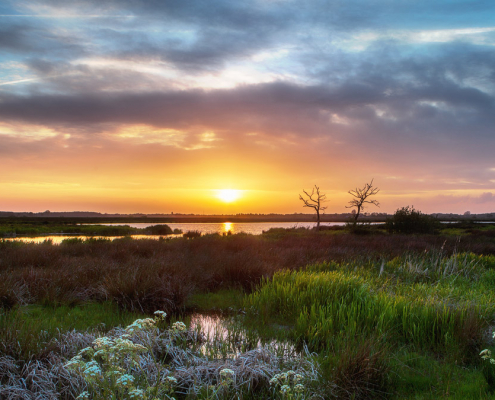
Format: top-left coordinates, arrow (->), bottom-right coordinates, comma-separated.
3,221 -> 346,244
188,312 -> 296,357
95,221 -> 346,235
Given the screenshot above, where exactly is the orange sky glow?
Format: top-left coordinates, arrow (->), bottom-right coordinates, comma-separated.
1,1 -> 494,215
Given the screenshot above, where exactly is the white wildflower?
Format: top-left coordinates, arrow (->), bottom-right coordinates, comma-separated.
294,383 -> 305,393
65,357 -> 85,370
79,347 -> 94,357
220,368 -> 235,380
128,388 -> 145,399
154,310 -> 167,319
116,374 -> 135,388
83,361 -> 101,378
93,337 -> 114,349
280,384 -> 291,394
172,321 -> 186,332
75,391 -> 90,400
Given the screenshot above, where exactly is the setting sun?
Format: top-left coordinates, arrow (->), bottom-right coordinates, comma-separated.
217,189 -> 241,203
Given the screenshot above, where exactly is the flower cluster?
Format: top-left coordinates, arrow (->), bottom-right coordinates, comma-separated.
480,332 -> 495,365
125,318 -> 157,334
154,310 -> 167,320
219,368 -> 235,381
480,348 -> 495,364
171,321 -> 187,332
65,311 -> 177,400
270,370 -> 306,399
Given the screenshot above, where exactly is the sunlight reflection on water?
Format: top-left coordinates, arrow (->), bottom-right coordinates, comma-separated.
1,234 -> 181,245
3,221 -> 347,244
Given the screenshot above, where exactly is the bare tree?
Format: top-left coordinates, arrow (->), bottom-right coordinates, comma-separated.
299,185 -> 328,230
346,179 -> 380,224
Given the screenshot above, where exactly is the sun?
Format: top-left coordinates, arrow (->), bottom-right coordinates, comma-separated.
217,189 -> 241,203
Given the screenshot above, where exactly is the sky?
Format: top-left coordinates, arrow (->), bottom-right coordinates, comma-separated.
1,0 -> 495,215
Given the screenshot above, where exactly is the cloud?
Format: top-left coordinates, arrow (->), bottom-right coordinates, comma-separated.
477,192 -> 495,203
1,0 -> 495,213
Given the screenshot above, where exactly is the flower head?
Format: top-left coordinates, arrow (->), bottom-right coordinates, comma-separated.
128,388 -> 144,399
280,384 -> 291,394
294,383 -> 305,393
171,321 -> 186,332
220,368 -> 235,380
116,374 -> 135,388
154,310 -> 167,320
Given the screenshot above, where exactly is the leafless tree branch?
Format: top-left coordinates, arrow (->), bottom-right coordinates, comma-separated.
299,185 -> 328,230
346,179 -> 380,224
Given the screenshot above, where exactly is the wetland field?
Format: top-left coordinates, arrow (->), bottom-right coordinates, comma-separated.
2,223 -> 495,399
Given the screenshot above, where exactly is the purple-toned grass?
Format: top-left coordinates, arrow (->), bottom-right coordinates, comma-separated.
1,232 -> 494,313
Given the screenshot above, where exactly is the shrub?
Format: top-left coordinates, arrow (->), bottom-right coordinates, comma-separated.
386,206 -> 440,234
144,224 -> 173,235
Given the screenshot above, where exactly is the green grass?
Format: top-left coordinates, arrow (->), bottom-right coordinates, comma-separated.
0,221 -> 176,237
186,288 -> 245,312
244,252 -> 495,398
390,350 -> 491,399
0,302 -> 145,361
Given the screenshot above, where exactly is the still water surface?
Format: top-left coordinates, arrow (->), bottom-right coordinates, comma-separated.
99,221 -> 346,235
3,221 -> 346,244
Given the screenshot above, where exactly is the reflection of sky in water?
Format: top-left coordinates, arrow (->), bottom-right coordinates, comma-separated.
1,235 -> 179,245
190,313 -> 229,340
189,313 -> 297,357
3,221 -> 348,243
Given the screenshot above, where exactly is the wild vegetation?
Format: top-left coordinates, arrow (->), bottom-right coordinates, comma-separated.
1,225 -> 495,398
386,206 -> 441,234
0,221 -> 180,237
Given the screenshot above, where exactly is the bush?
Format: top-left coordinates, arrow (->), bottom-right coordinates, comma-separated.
386,206 -> 440,234
144,224 -> 173,235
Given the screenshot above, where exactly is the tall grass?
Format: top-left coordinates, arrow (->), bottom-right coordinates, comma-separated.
2,232 -> 494,313
242,252 -> 495,397
246,252 -> 495,359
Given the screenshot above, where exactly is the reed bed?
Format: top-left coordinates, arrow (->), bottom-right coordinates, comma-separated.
246,253 -> 495,358
1,232 -> 494,313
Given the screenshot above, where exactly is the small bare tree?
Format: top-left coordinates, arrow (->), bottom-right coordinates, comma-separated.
299,185 -> 328,230
346,179 -> 380,224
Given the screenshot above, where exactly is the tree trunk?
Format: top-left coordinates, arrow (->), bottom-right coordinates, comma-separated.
354,205 -> 361,225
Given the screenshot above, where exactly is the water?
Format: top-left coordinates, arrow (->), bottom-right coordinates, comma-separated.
2,221 -> 346,244
93,221 -> 346,235
1,235 -> 175,245
188,313 -> 296,357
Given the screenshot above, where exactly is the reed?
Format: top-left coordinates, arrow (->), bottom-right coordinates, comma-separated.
246,252 -> 495,358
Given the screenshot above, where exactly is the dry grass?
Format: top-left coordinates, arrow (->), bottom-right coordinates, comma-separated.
332,340 -> 390,400
1,232 -> 494,313
0,330 -> 94,399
